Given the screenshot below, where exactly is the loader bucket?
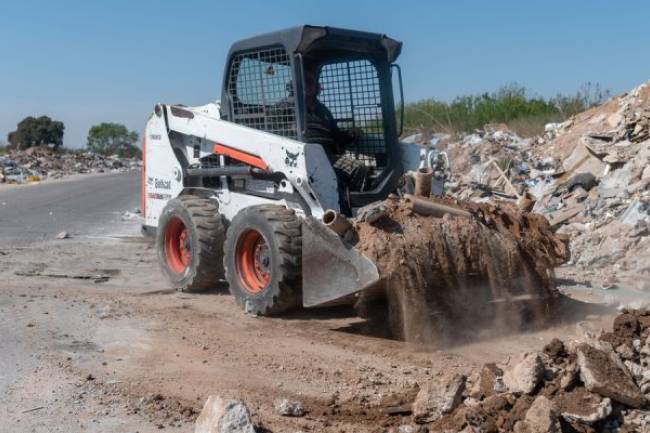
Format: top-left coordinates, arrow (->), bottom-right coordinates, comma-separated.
301,217 -> 380,307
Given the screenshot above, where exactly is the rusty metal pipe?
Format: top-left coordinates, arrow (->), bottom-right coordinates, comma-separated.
323,209 -> 353,236
413,167 -> 433,197
404,194 -> 471,219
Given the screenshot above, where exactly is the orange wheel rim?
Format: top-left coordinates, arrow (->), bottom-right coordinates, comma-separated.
235,229 -> 271,294
164,217 -> 191,274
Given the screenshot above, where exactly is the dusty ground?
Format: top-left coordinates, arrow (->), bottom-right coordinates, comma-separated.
0,173 -> 646,432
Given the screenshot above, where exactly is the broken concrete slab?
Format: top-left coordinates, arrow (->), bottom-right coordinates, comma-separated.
413,373 -> 466,423
547,203 -> 586,227
503,353 -> 545,395
556,387 -> 612,424
525,396 -> 561,433
194,396 -> 255,433
576,343 -> 646,408
621,200 -> 649,227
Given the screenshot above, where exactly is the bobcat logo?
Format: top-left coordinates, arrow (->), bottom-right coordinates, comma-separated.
284,150 -> 299,168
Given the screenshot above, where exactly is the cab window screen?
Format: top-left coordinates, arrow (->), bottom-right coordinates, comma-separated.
229,47 -> 297,139
318,59 -> 386,168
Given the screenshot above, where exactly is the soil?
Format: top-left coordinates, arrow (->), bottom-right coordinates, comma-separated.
0,232 -> 618,432
353,196 -> 570,343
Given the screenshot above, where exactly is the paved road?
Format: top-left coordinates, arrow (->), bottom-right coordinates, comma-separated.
0,171 -> 141,246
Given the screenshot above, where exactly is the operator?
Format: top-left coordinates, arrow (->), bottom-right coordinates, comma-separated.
302,70 -> 369,193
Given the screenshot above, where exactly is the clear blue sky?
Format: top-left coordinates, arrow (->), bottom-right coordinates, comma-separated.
1,0 -> 649,148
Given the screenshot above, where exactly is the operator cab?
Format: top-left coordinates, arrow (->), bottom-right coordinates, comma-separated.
220,25 -> 404,210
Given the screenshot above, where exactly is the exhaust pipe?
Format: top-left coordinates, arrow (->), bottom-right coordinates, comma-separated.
404,194 -> 471,219
413,167 -> 433,197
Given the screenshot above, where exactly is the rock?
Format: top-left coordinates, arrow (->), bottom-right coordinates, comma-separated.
413,373 -> 466,423
275,398 -> 305,417
556,387 -> 612,424
472,363 -> 504,398
614,312 -> 641,341
543,338 -> 567,362
503,353 -> 545,394
620,200 -> 649,227
622,409 -> 650,431
515,396 -> 560,433
397,425 -> 416,433
576,343 -> 646,408
459,426 -> 483,433
194,396 -> 255,433
56,231 -> 69,239
616,343 -> 636,361
560,363 -> 578,390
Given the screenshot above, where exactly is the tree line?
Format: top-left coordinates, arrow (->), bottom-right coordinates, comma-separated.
5,116 -> 141,158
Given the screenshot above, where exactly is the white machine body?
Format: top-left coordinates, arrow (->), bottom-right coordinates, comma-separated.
142,101 -> 444,229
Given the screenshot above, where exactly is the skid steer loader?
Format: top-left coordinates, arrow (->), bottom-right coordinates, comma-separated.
142,25 -> 565,327
142,25 -> 448,314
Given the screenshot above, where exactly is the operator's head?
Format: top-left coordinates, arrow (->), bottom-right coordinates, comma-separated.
304,70 -> 321,100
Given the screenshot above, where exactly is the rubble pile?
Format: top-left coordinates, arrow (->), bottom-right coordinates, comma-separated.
410,309 -> 650,433
0,146 -> 140,184
413,81 -> 650,288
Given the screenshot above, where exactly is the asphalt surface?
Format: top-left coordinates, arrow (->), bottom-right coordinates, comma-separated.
0,171 -> 141,246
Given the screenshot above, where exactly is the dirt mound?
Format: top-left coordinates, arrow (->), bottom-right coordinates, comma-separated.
353,196 -> 569,343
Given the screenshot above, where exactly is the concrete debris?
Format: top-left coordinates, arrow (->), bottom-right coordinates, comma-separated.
194,396 -> 255,433
275,398 -> 306,417
0,146 -> 140,184
412,373 -> 465,423
576,343 -> 645,407
410,309 -> 650,432
556,388 -> 612,424
503,353 -> 545,395
471,363 -> 505,399
514,395 -> 561,433
407,80 -> 650,290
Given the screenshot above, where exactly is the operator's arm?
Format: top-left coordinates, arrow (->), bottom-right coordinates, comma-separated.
317,101 -> 355,147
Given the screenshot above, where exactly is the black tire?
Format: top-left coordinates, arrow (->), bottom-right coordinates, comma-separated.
157,196 -> 226,292
224,205 -> 302,315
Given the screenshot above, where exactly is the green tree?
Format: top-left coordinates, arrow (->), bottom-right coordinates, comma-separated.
87,123 -> 140,157
7,116 -> 65,150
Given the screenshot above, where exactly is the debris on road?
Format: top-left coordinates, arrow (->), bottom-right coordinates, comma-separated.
0,146 -> 140,184
275,398 -> 306,417
55,231 -> 69,239
14,270 -> 112,283
195,396 -> 256,433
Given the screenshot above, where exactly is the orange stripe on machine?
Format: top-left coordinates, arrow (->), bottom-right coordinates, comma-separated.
213,143 -> 269,171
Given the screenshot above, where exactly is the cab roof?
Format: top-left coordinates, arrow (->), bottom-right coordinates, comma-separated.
227,25 -> 402,63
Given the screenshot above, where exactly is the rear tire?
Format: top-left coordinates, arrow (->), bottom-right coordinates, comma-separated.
157,196 -> 226,292
224,205 -> 302,315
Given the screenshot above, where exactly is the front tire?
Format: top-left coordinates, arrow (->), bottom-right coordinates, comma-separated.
224,205 -> 302,315
157,196 -> 226,292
